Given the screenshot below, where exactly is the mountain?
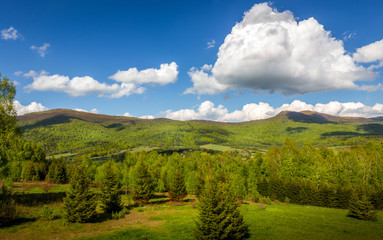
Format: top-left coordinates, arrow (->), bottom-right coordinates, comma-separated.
17,109 -> 383,155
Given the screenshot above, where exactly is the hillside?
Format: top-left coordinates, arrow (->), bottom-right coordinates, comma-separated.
17,109 -> 383,154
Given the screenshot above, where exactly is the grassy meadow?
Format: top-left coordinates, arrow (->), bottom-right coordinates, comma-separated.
1,182 -> 383,240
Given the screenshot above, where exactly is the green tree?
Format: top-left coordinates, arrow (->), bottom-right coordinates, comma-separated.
195,175 -> 249,240
169,169 -> 187,202
100,161 -> 122,213
0,73 -> 21,178
131,159 -> 155,203
47,158 -> 68,184
347,193 -> 377,221
64,163 -> 96,223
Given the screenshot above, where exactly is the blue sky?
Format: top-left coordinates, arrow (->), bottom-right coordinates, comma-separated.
1,0 -> 383,121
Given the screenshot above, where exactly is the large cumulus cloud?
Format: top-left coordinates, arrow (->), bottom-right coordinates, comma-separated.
185,3 -> 379,96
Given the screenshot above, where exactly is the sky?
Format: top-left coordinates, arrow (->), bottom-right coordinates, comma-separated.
1,0 -> 383,121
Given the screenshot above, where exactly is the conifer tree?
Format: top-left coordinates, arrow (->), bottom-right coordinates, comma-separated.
100,161 -> 122,213
169,169 -> 187,202
131,159 -> 155,203
347,193 -> 377,221
195,175 -> 249,240
63,163 -> 96,223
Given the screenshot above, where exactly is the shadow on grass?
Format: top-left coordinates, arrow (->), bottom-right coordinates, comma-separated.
13,192 -> 66,206
0,217 -> 36,228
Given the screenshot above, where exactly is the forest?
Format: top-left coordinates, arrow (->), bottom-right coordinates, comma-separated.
1,73 -> 383,239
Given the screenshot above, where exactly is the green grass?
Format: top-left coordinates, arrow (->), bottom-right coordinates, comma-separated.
83,203 -> 383,240
2,200 -> 383,240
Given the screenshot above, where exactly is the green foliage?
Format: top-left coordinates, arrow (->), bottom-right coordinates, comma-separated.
47,158 -> 68,184
169,169 -> 187,202
347,193 -> 378,221
63,162 -> 96,223
21,160 -> 47,181
0,73 -> 21,178
195,175 -> 249,240
38,205 -> 61,220
131,159 -> 155,203
100,160 -> 122,213
0,185 -> 17,226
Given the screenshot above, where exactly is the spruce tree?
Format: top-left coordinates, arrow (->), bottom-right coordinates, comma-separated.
63,163 -> 96,223
131,159 -> 155,203
169,169 -> 187,202
348,193 -> 378,221
195,175 -> 249,240
100,161 -> 122,213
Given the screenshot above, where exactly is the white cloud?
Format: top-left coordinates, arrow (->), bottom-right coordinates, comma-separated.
207,40 -> 216,49
164,100 -> 383,122
14,100 -> 48,116
14,71 -> 23,76
123,112 -> 132,117
73,108 -> 88,112
139,115 -> 155,119
186,3 -> 377,96
109,62 -> 178,85
90,108 -> 99,114
24,62 -> 178,97
24,70 -> 145,98
31,43 -> 50,57
73,108 -> 99,114
1,27 -> 21,40
353,39 -> 383,69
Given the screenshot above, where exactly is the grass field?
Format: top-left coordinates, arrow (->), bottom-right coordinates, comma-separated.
2,190 -> 383,240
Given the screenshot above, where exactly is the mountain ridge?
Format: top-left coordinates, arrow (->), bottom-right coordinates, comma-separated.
17,108 -> 383,125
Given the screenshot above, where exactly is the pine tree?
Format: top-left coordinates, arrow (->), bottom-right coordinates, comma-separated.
347,192 -> 378,221
131,159 -> 155,203
100,161 -> 122,213
63,163 -> 96,223
169,169 -> 187,202
195,175 -> 249,240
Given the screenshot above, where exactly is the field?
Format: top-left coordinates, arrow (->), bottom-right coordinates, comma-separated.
1,183 -> 383,240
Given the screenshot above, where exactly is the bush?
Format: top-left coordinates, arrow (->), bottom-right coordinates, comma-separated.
38,205 -> 61,220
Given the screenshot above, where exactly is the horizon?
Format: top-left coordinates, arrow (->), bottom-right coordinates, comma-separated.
2,0 -> 383,122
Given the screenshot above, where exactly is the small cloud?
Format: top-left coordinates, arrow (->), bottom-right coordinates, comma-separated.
90,108 -> 99,114
73,108 -> 88,112
123,112 -> 132,117
1,27 -> 22,40
108,62 -> 178,86
31,43 -> 50,57
206,40 -> 216,49
139,115 -> 155,119
14,100 -> 48,116
14,71 -> 23,76
343,31 -> 356,40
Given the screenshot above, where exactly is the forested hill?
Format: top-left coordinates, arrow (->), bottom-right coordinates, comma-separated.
17,109 -> 383,155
